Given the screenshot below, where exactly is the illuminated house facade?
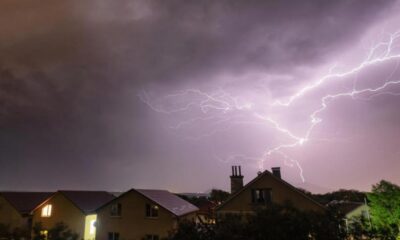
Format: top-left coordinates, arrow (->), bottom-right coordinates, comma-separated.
216,166 -> 325,215
96,189 -> 199,240
31,191 -> 115,240
0,192 -> 53,231
331,201 -> 370,229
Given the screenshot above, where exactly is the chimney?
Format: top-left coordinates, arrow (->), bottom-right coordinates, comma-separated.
230,166 -> 244,194
271,167 -> 281,179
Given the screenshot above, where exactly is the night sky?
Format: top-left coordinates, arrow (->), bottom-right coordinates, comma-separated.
1,0 -> 400,193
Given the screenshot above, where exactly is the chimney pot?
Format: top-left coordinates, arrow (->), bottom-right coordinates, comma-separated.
271,167 -> 281,179
230,165 -> 244,194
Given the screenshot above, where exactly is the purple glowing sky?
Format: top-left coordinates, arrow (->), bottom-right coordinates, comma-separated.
1,0 -> 400,193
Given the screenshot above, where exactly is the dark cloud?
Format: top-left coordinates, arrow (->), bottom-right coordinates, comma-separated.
0,0 -> 398,192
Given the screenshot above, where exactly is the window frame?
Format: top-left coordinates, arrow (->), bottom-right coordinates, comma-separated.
145,234 -> 159,240
110,203 -> 122,217
145,203 -> 159,218
41,204 -> 52,217
251,188 -> 272,205
108,232 -> 120,240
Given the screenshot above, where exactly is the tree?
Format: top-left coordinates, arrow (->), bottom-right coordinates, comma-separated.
167,220 -> 214,240
309,205 -> 347,240
32,223 -> 46,240
0,223 -> 30,240
168,202 -> 347,240
0,224 -> 11,239
346,215 -> 372,240
368,180 -> 400,239
312,189 -> 367,205
245,203 -> 312,240
32,222 -> 79,240
214,214 -> 248,240
209,189 -> 230,203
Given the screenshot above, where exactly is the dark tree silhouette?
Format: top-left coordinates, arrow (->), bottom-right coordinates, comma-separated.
167,202 -> 347,240
32,222 -> 79,240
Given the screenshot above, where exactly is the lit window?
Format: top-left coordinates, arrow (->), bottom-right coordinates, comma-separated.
89,220 -> 96,234
40,230 -> 48,240
110,203 -> 122,217
108,232 -> 120,240
145,204 -> 159,218
251,189 -> 272,204
41,204 -> 52,217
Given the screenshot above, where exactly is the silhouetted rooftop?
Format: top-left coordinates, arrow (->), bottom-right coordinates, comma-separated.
0,192 -> 53,214
136,189 -> 199,216
59,190 -> 115,214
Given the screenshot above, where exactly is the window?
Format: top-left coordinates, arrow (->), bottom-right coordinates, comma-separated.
251,189 -> 272,204
146,204 -> 159,218
110,203 -> 122,217
41,204 -> 52,217
145,234 -> 159,240
89,220 -> 96,234
40,230 -> 48,240
108,232 -> 120,240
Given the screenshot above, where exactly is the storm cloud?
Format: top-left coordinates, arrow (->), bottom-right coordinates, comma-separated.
0,0 -> 399,193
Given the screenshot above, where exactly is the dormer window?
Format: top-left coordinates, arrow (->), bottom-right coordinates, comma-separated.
251,189 -> 272,204
41,204 -> 52,217
110,203 -> 122,217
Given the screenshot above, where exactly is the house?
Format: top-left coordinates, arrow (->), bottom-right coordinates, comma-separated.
31,190 -> 115,240
216,166 -> 325,215
176,192 -> 216,224
195,199 -> 217,224
96,189 -> 199,240
0,192 -> 53,231
329,201 -> 370,229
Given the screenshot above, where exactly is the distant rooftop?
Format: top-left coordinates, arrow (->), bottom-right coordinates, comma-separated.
136,189 -> 199,216
178,192 -> 210,198
0,192 -> 53,214
59,190 -> 115,214
328,201 -> 365,215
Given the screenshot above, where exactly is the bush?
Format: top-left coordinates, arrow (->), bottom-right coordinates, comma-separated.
0,223 -> 30,240
32,222 -> 78,240
168,203 -> 346,240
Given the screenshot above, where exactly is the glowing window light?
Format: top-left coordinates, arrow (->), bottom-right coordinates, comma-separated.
40,230 -> 48,240
89,220 -> 96,234
41,204 -> 52,217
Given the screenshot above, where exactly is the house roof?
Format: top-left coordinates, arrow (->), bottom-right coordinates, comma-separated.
0,192 -> 53,215
58,191 -> 115,214
216,170 -> 325,211
329,201 -> 364,215
196,199 -> 217,214
135,189 -> 199,217
98,189 -> 199,217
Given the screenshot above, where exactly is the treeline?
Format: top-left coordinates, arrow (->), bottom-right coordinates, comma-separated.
168,203 -> 345,240
0,222 -> 78,240
302,189 -> 367,205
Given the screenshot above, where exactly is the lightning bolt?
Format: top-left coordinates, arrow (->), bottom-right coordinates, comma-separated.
273,31 -> 400,107
139,30 -> 400,183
